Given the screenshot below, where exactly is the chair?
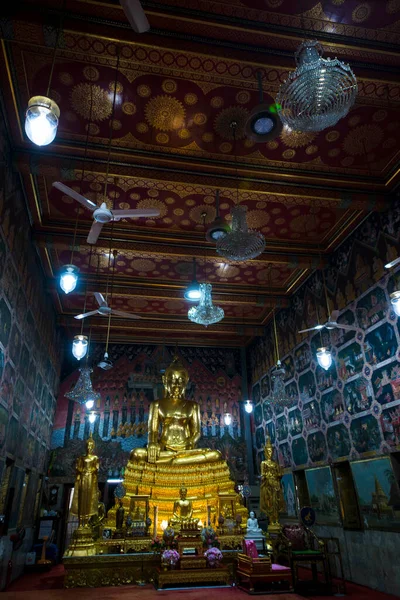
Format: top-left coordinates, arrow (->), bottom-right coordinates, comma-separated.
279,524 -> 330,591
236,539 -> 292,594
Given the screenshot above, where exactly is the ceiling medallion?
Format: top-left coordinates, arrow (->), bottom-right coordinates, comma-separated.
216,205 -> 265,261
188,283 -> 224,326
276,40 -> 357,132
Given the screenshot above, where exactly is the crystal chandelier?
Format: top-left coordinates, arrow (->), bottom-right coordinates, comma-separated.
270,310 -> 291,408
66,367 -> 101,408
188,283 -> 224,327
216,206 -> 265,261
276,40 -> 357,132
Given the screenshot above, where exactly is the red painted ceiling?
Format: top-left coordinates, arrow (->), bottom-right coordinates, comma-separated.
1,0 -> 399,345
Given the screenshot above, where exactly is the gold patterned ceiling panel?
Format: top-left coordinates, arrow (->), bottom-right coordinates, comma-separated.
1,0 -> 398,345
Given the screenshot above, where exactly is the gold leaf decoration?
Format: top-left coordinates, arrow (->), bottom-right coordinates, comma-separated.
145,95 -> 186,131
70,83 -> 112,121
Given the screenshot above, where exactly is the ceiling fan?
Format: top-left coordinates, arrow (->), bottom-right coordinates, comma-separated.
52,182 -> 160,244
120,0 -> 150,33
75,292 -> 142,321
298,310 -> 357,334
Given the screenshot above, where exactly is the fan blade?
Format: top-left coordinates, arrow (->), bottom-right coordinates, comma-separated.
111,309 -> 142,320
335,323 -> 357,331
74,310 -> 99,320
94,292 -> 106,307
52,182 -> 96,212
330,310 -> 340,322
112,208 -> 160,220
385,256 -> 400,269
119,0 -> 150,33
87,221 -> 104,244
298,325 -> 325,334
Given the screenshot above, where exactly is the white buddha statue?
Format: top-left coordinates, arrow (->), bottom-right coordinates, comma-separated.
246,511 -> 262,535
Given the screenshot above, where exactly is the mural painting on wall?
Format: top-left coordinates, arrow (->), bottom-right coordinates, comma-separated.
0,149 -> 61,477
249,199 -> 400,469
50,345 -> 246,482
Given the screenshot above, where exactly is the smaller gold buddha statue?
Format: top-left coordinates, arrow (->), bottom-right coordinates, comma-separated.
169,486 -> 199,529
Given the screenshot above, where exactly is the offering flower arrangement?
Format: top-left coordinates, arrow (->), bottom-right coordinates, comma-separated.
151,536 -> 165,552
204,546 -> 223,567
200,526 -> 220,548
161,548 -> 180,566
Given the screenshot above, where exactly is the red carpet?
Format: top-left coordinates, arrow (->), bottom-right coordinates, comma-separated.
3,564 -> 399,599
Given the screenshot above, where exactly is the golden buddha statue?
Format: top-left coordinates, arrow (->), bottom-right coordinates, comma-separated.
131,356 -> 221,465
65,434 -> 99,556
122,355 -> 247,534
169,486 -> 199,529
260,436 -> 284,532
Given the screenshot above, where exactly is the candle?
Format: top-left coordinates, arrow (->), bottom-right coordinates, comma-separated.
153,505 -> 158,539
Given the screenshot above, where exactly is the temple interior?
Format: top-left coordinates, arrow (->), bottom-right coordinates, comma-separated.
0,1 -> 400,598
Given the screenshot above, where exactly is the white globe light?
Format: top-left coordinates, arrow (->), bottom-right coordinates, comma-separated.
390,292 -> 400,317
224,412 -> 232,426
316,347 -> 332,371
244,400 -> 253,414
88,412 -> 96,424
60,264 -> 79,294
25,96 -> 60,146
85,399 -> 95,410
72,335 -> 88,361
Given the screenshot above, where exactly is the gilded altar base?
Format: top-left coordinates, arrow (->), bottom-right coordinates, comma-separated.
119,458 -> 247,534
64,525 -> 96,557
63,549 -> 240,588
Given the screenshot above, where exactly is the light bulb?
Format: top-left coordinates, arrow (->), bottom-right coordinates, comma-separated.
72,335 -> 88,361
390,292 -> 400,317
25,96 -> 60,146
184,282 -> 201,301
244,400 -> 253,414
88,412 -> 96,424
316,347 -> 332,371
60,264 -> 79,294
161,520 -> 168,531
85,399 -> 94,410
224,412 -> 232,426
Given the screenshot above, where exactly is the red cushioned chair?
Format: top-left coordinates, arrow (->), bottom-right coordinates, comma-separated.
236,539 -> 293,594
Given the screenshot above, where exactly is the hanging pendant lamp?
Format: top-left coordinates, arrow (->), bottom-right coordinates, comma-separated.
188,283 -> 224,327
184,257 -> 201,301
216,205 -> 265,261
66,366 -> 100,407
276,40 -> 357,132
206,190 -> 230,242
270,310 -> 291,408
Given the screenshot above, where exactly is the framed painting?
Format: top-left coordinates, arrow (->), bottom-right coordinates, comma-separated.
281,472 -> 297,518
305,466 -> 340,525
350,457 -> 400,531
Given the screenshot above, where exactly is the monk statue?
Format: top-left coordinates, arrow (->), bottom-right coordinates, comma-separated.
260,436 -> 284,530
131,355 -> 221,465
70,434 -> 99,528
169,486 -> 199,528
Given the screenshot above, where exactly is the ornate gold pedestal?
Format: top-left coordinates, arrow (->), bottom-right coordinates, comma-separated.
122,458 -> 247,534
64,525 -> 96,557
154,566 -> 230,589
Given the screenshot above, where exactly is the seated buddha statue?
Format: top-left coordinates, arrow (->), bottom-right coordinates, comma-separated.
130,355 -> 221,465
169,486 -> 199,528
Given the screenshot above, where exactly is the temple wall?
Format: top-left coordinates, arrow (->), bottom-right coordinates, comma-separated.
248,199 -> 400,595
0,113 -> 62,589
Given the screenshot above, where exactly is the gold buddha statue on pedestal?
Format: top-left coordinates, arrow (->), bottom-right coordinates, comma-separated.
122,355 -> 247,533
131,356 -> 221,466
